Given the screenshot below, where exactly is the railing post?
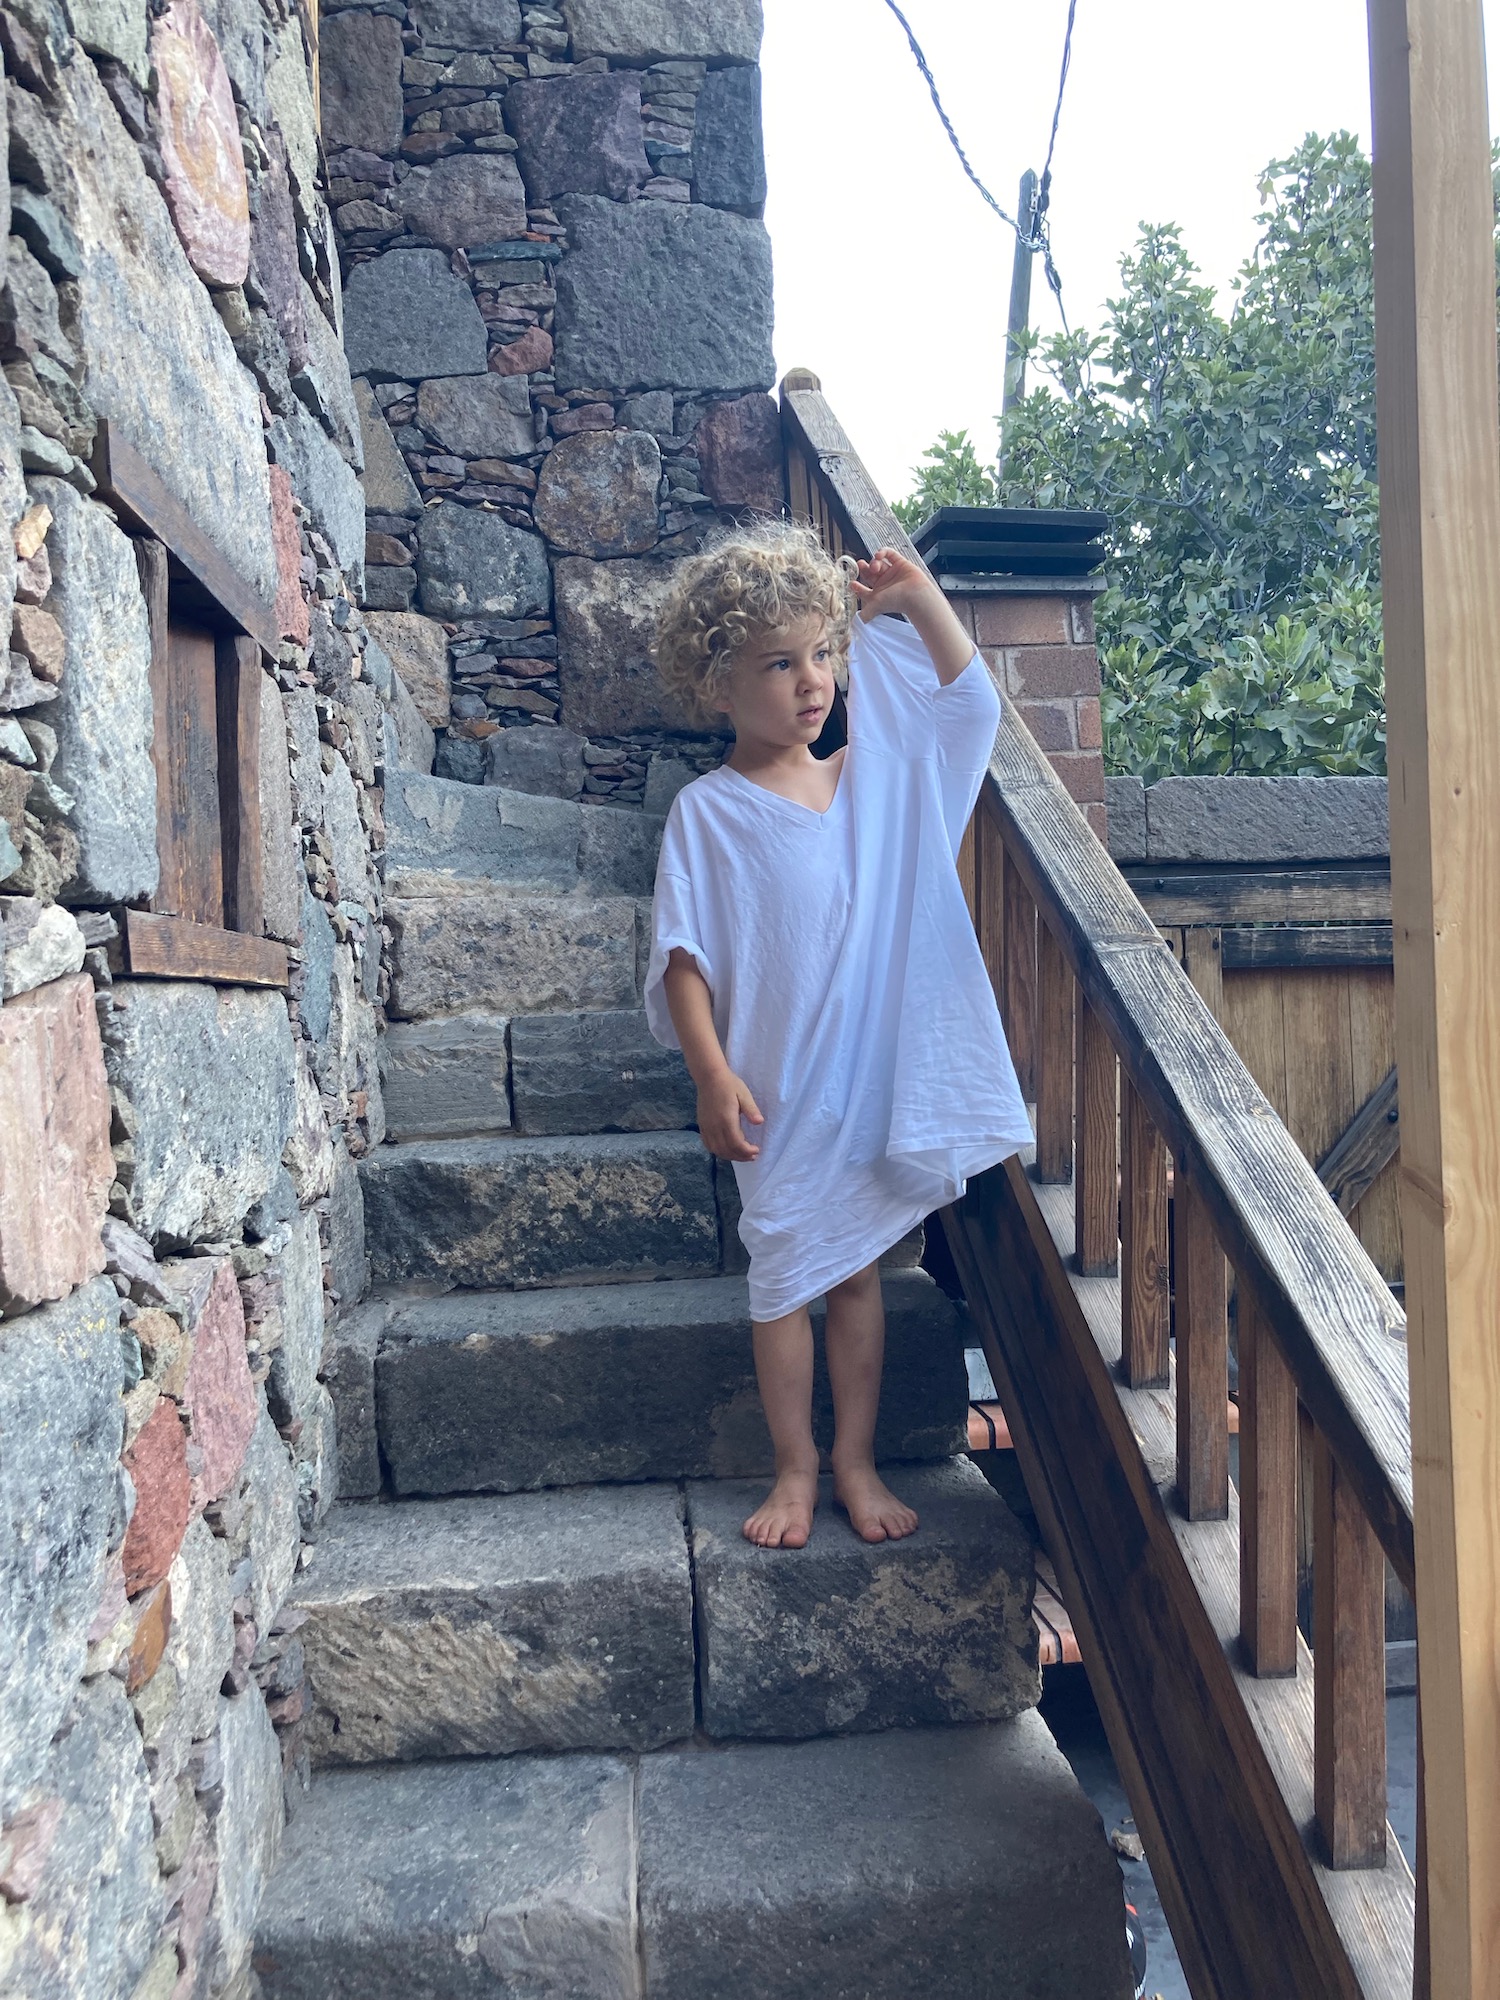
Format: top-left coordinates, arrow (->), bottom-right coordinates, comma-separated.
1239,1286 -> 1299,1676
1034,922 -> 1074,1183
1312,1432 -> 1388,1868
1074,992 -> 1117,1276
1001,848 -> 1037,1102
1120,1078 -> 1170,1386
976,802 -> 1006,1001
1174,1171 -> 1229,1520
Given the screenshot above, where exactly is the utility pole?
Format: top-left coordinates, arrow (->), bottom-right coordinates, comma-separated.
997,168 -> 1039,482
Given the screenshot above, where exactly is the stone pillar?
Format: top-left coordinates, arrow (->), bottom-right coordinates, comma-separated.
946,586 -> 1107,840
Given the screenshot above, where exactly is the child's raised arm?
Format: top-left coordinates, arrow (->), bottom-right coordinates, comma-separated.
662,948 -> 764,1161
852,548 -> 974,685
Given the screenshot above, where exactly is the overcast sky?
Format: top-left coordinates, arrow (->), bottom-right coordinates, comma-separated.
761,0 -> 1500,503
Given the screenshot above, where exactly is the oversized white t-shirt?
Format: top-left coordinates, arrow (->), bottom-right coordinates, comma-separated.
644,612 -> 1033,1320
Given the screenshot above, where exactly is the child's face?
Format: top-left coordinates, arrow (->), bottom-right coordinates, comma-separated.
715,615 -> 836,749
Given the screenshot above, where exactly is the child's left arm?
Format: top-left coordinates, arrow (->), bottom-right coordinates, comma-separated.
852,549 -> 974,685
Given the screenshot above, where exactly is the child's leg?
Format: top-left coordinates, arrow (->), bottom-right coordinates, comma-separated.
743,1306 -> 820,1547
824,1262 -> 919,1544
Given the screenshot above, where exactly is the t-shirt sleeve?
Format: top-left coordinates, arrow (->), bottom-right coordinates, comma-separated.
933,650 -> 1002,849
846,614 -> 943,759
643,805 -> 713,1050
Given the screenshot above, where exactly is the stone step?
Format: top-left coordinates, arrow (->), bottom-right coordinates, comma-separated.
379,1007 -> 694,1143
253,1721 -> 1134,1999
292,1486 -> 695,1767
330,1270 -> 968,1498
383,769 -> 662,898
688,1459 -> 1038,1740
359,1130 -> 721,1291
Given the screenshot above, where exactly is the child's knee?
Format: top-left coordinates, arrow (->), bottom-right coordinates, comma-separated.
827,1261 -> 880,1302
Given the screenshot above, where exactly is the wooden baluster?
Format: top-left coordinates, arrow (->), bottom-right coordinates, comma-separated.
1001,848 -> 1037,1101
1239,1285 -> 1299,1676
1174,1171 -> 1229,1520
785,442 -> 813,526
957,815 -> 978,924
1074,991 -> 1118,1275
1035,921 -> 1074,1183
1120,1078 -> 1170,1385
976,804 -> 1005,1000
1313,1434 -> 1388,1867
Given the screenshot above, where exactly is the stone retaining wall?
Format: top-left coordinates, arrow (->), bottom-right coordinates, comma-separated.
0,0 -> 400,1988
1105,774 -> 1390,864
323,0 -> 778,807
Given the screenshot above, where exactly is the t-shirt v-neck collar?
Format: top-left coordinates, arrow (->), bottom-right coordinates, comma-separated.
715,750 -> 849,824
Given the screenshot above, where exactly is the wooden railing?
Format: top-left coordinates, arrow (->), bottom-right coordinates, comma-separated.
781,372 -> 1418,2000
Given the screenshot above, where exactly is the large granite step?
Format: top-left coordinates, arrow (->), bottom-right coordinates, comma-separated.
359,1130 -> 721,1290
253,1722 -> 1134,1999
328,1271 -> 968,1498
688,1459 -> 1038,1739
383,769 -> 662,897
293,1487 -> 695,1766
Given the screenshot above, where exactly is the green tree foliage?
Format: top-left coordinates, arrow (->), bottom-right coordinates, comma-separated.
895,135 -> 1391,779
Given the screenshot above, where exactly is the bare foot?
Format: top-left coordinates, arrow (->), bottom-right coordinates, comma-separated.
743,1467 -> 819,1548
833,1463 -> 919,1544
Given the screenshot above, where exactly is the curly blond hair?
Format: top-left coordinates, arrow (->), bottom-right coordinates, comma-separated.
654,521 -> 855,724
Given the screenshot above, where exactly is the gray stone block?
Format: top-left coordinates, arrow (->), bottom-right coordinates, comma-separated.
399,152 -> 528,250
561,0 -> 763,61
689,1459 -> 1037,1740
644,753 -> 697,814
381,1014 -> 512,1141
300,889 -> 335,1045
507,72 -> 651,204
353,380 -> 422,519
54,59 -> 277,602
374,1270 -> 967,1496
328,1138 -> 369,1308
3,1679 -> 165,2000
693,66 -> 766,213
382,680 -> 437,779
267,1206 -> 325,1428
578,799 -> 665,896
244,1400 -> 301,1634
319,8 -> 404,155
552,195 -> 774,394
343,249 -> 489,384
105,981 -> 297,1246
555,554 -> 697,735
361,1130 -> 719,1290
510,1006 -> 692,1134
415,373 -> 534,460
383,771 -> 581,891
322,1301 -> 387,1500
254,1753 -> 637,2000
386,890 -> 640,1019
0,1278 -> 122,1817
269,401 -> 366,590
211,1684 -> 285,1994
484,723 -> 587,799
409,0 -> 522,44
1104,774 -> 1147,862
638,1718 -> 1134,2000
295,1486 -> 694,1763
296,280 -> 364,471
1142,774 -> 1390,863
418,502 -> 551,621
32,480 -> 157,903
260,671 -> 303,944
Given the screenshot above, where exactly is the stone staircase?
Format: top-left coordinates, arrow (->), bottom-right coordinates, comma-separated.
252,748 -> 1134,1998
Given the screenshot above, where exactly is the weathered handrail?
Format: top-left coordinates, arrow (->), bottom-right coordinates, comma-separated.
782,372 -> 1417,2000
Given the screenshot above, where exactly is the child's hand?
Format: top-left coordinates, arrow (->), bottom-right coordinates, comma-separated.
852,547 -> 939,622
697,1072 -> 764,1161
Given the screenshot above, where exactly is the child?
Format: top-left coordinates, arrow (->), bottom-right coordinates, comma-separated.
644,523 -> 1031,1550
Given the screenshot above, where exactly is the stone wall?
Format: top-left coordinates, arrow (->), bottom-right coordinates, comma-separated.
322,0 -> 779,808
1104,773 -> 1389,865
0,0 -> 402,1986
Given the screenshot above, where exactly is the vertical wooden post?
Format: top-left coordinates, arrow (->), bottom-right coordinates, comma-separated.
1074,991 -> 1117,1276
217,636 -> 264,937
1175,1172 -> 1229,1521
1239,1286 -> 1299,1677
1120,1078 -> 1170,1387
1001,849 -> 1037,1101
1368,0 -> 1500,1984
976,804 -> 1006,1002
1312,1433 -> 1388,1869
1034,922 -> 1073,1183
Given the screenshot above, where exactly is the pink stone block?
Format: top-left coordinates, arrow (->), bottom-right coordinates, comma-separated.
695,393 -> 783,513
123,1399 -> 192,1597
152,0 -> 251,287
489,326 -> 555,378
0,973 -> 113,1314
183,1260 -> 258,1511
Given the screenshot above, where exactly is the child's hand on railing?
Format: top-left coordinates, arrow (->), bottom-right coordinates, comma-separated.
852,547 -> 942,621
696,1072 -> 765,1161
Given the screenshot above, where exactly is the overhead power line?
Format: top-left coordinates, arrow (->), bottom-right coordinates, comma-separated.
879,0 -> 1078,337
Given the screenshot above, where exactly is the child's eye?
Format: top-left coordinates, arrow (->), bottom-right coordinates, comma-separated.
768,657 -> 791,671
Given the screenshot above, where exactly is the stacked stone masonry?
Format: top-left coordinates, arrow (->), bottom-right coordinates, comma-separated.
0,0 -> 399,1988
